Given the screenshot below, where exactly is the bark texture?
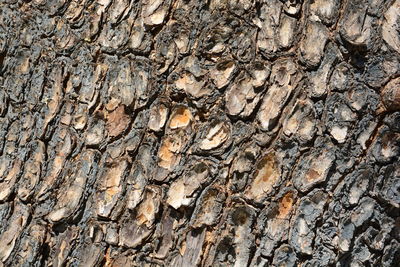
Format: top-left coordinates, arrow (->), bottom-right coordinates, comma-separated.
0,0 -> 399,266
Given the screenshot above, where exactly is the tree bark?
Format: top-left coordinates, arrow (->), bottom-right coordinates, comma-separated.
0,0 -> 399,266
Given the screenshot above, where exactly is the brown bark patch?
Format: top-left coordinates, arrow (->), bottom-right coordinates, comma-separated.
106,105 -> 131,137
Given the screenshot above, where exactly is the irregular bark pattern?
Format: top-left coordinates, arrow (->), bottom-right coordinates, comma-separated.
0,0 -> 399,266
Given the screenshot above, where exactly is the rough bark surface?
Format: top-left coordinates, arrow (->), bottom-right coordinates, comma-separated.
0,0 -> 399,266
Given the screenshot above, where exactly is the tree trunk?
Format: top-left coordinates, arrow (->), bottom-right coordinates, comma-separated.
0,0 -> 399,266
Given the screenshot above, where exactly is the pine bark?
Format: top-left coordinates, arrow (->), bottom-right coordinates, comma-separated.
0,0 -> 399,266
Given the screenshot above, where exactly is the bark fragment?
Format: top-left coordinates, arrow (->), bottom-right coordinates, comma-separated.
245,152 -> 281,203
382,0 -> 400,53
289,190 -> 327,255
119,186 -> 162,248
0,202 -> 30,263
48,149 -> 99,222
11,222 -> 46,267
257,58 -> 302,131
381,77 -> 400,111
96,158 -> 129,219
300,21 -> 328,68
293,146 -> 335,192
167,160 -> 210,209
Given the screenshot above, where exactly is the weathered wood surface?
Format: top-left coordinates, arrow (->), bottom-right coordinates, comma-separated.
0,0 -> 399,266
